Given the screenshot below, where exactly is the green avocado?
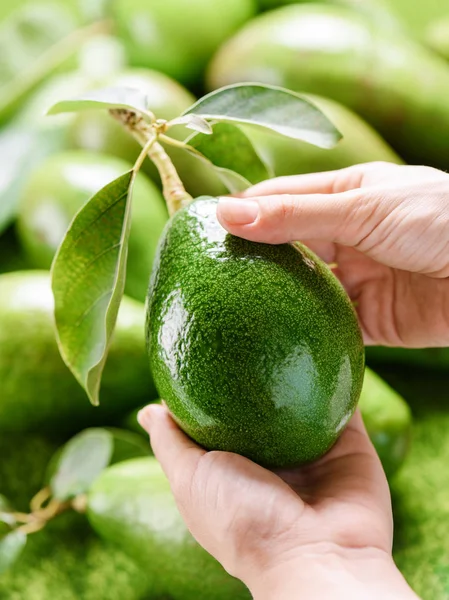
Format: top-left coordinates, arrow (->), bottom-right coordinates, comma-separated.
0,271 -> 157,433
360,368 -> 412,478
245,94 -> 401,177
67,68 -> 227,198
16,150 -> 168,302
87,457 -> 250,600
207,4 -> 449,169
111,0 -> 257,86
426,16 -> 449,61
146,197 -> 365,468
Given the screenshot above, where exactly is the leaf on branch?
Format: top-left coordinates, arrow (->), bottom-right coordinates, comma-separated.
50,428 -> 114,501
183,83 -> 342,149
47,86 -> 152,118
0,530 -> 26,575
52,170 -> 135,405
187,122 -> 272,185
167,114 -> 213,135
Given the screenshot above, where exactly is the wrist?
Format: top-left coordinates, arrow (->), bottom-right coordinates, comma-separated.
244,544 -> 418,600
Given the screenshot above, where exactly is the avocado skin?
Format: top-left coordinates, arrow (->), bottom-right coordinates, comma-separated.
87,457 -> 250,600
146,197 -> 365,468
0,271 -> 157,433
16,151 -> 168,303
207,4 -> 449,170
360,368 -> 412,478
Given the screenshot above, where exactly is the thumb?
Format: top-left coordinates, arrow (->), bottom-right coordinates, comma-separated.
216,191 -> 369,246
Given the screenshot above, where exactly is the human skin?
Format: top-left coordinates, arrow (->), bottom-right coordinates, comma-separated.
139,162 -> 447,599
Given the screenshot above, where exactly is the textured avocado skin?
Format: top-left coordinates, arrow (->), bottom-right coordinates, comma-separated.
87,457 -> 250,600
146,197 -> 365,467
0,271 -> 157,433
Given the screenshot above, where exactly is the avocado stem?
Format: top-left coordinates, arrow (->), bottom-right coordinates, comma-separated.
109,109 -> 193,216
147,141 -> 193,216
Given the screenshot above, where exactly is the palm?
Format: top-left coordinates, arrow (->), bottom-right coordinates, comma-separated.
305,240 -> 449,347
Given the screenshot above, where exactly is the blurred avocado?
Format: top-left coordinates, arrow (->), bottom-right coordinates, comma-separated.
16,151 -> 168,302
360,368 -> 412,477
0,271 -> 157,433
207,4 -> 449,169
111,0 -> 257,86
245,94 -> 401,176
88,457 -> 251,600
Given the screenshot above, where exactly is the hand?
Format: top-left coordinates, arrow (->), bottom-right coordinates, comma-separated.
139,404 -> 418,600
217,162 -> 449,347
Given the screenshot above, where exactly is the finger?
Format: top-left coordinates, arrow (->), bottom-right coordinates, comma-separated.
240,165 -> 366,198
217,189 -> 370,246
138,403 -> 206,483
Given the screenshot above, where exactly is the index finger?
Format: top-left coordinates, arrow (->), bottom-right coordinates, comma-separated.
240,164 -> 368,198
138,403 -> 206,484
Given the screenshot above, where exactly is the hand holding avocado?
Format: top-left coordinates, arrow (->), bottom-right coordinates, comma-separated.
138,404 -> 418,600
217,162 -> 449,348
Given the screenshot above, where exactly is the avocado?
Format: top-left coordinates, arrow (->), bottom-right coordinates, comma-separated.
67,68 -> 227,198
87,457 -> 250,600
245,94 -> 401,177
426,16 -> 449,61
207,4 -> 449,169
0,271 -> 157,433
0,432 -> 154,600
360,368 -> 412,478
146,197 -> 365,468
16,151 -> 168,302
111,0 -> 257,86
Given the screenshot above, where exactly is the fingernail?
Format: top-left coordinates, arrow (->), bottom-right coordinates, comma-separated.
138,407 -> 153,433
217,197 -> 259,225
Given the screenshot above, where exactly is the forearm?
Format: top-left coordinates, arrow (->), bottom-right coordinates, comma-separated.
246,548 -> 419,600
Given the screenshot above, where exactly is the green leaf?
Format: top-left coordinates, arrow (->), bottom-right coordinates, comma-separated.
50,429 -> 114,501
0,530 -> 26,575
188,150 -> 252,193
45,428 -> 149,485
168,114 -> 213,135
47,86 -> 152,117
52,170 -> 135,405
187,123 -> 272,185
0,124 -> 66,235
0,4 -> 100,124
184,83 -> 342,149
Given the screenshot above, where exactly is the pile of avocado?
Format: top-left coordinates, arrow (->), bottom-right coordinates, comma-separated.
1,0 -> 449,598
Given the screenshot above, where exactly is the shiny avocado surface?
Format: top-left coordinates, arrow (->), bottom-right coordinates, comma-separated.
146,197 -> 365,467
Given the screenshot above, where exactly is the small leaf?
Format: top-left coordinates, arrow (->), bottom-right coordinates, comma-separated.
168,114 -> 213,135
187,123 -> 272,185
50,429 -> 114,501
184,83 -> 342,149
45,428 -> 149,485
52,170 -> 135,405
0,530 -> 26,575
47,86 -> 152,117
187,147 -> 252,193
